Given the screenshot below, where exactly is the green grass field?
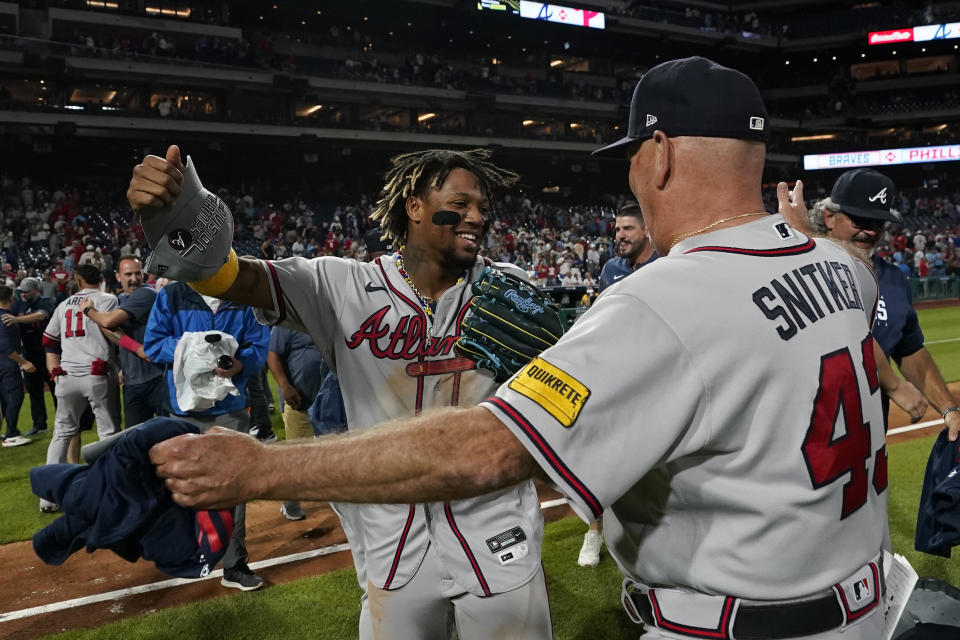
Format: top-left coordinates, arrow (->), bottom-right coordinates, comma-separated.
1,306 -> 957,638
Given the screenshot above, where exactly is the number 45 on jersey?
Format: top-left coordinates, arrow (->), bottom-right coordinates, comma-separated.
802,336 -> 887,519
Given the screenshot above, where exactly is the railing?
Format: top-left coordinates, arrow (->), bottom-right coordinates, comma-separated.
909,276 -> 960,301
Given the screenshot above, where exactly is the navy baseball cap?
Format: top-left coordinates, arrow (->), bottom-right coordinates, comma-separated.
593,56 -> 769,157
364,227 -> 393,254
831,169 -> 899,223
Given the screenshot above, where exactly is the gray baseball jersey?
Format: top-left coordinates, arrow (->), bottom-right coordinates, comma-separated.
485,216 -> 887,605
43,289 -> 119,375
254,254 -> 543,596
42,288 -> 121,464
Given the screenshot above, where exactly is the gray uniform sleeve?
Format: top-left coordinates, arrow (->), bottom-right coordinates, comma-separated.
483,291 -> 710,523
252,256 -> 357,357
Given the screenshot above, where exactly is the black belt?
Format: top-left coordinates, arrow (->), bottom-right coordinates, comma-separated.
630,590 -> 844,640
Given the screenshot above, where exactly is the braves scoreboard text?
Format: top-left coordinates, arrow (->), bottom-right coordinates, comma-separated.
804,144 -> 960,170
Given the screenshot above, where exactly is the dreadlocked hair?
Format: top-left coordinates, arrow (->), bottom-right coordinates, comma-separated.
371,148 -> 520,244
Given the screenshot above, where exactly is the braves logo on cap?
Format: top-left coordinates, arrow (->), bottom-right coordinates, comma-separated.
168,229 -> 192,251
868,187 -> 887,204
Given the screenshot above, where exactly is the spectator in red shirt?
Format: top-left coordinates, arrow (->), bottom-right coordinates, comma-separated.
51,260 -> 70,302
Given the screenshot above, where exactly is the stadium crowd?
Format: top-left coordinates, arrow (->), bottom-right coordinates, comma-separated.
5,173 -> 960,300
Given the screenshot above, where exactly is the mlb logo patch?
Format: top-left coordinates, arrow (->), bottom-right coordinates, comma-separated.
852,578 -> 870,602
646,114 -> 658,127
749,116 -> 765,131
773,222 -> 793,240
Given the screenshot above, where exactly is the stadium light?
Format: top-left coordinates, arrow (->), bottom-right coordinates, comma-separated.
418,113 -> 437,122
791,134 -> 836,142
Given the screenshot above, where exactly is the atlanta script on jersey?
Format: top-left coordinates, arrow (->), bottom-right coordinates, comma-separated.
251,254 -> 543,597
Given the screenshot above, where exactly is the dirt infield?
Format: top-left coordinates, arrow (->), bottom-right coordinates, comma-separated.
3,386 -> 955,640
2,484 -> 573,639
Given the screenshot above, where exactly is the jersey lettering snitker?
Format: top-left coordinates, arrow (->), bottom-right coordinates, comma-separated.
253,255 -> 543,596
485,215 -> 887,603
43,289 -> 119,375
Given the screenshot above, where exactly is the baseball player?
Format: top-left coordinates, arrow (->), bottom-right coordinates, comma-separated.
128,147 -> 552,638
598,202 -> 658,290
778,169 -> 957,435
0,284 -> 36,447
579,201 -> 660,568
151,57 -> 900,639
3,276 -> 56,436
40,264 -> 120,512
78,255 -> 167,427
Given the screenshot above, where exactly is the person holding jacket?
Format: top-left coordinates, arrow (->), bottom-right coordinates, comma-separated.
143,280 -> 269,591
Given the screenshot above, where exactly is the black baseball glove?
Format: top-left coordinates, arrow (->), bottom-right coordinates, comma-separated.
455,267 -> 564,383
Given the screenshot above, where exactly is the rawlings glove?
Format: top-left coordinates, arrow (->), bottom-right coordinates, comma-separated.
139,156 -> 236,288
455,267 -> 564,383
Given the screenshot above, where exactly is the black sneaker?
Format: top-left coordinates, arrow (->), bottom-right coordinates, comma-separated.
281,502 -> 306,521
24,427 -> 47,437
252,425 -> 278,443
221,564 -> 264,591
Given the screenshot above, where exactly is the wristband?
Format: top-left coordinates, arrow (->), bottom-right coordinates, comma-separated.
119,335 -> 142,353
942,407 -> 960,421
188,249 -> 239,297
82,306 -> 91,316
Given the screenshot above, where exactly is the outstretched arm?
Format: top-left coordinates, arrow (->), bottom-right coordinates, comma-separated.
126,144 -> 275,311
150,405 -> 541,509
874,341 -> 926,423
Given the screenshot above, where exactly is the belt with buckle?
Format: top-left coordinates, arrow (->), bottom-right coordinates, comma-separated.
628,590 -> 843,639
621,558 -> 883,640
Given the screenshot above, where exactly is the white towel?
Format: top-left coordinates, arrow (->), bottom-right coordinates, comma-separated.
172,331 -> 239,412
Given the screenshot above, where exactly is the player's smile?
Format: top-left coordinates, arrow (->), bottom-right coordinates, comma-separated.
454,227 -> 482,252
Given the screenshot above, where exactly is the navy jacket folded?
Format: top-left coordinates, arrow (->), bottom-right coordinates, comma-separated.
916,430 -> 960,558
31,417 -> 234,578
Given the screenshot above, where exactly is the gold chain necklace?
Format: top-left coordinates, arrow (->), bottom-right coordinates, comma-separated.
396,251 -> 464,318
668,212 -> 767,250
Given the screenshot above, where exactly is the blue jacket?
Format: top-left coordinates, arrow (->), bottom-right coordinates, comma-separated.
916,430 -> 960,558
308,370 -> 347,436
143,282 -> 269,416
31,418 -> 234,578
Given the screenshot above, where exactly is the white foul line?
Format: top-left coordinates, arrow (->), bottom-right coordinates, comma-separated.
0,543 -> 352,623
887,418 -> 944,436
1,499 -> 573,623
924,337 -> 960,345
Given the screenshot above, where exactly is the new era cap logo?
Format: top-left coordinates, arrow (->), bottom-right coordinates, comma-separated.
646,114 -> 657,127
868,187 -> 887,204
749,117 -> 765,131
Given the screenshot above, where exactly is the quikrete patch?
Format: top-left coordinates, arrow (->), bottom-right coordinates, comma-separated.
508,357 -> 589,427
